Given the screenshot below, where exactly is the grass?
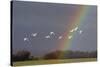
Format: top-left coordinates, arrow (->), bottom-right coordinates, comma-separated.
13,58 -> 97,66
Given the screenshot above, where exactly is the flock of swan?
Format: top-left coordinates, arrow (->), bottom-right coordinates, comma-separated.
24,27 -> 83,42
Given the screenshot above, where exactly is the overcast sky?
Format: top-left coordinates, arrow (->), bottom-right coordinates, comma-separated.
12,1 -> 97,57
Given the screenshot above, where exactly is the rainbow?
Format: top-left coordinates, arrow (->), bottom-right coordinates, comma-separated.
57,5 -> 90,58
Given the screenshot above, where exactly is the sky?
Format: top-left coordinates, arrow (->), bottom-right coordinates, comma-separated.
12,1 -> 97,57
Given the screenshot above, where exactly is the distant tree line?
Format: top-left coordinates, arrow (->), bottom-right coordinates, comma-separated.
43,50 -> 97,59
12,50 -> 97,62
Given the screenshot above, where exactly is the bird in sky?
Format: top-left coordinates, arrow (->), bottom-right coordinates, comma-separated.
70,29 -> 74,33
50,32 -> 55,36
24,37 -> 29,41
68,35 -> 72,39
31,33 -> 37,37
45,35 -> 50,39
70,27 -> 78,33
79,30 -> 83,34
74,27 -> 78,31
58,36 -> 63,39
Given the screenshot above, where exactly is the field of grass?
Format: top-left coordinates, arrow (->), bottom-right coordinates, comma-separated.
13,58 -> 97,66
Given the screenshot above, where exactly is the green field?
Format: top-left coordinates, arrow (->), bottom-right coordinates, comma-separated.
13,58 -> 97,66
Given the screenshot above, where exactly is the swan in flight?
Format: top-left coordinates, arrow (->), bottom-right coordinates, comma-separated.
45,35 -> 50,39
31,33 -> 37,37
24,37 -> 29,41
79,30 -> 83,34
70,29 -> 74,33
68,35 -> 72,39
50,32 -> 55,35
74,27 -> 78,31
70,27 -> 78,32
58,36 -> 63,39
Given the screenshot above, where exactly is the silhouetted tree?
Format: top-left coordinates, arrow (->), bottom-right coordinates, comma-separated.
12,50 -> 31,61
44,51 -> 61,59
